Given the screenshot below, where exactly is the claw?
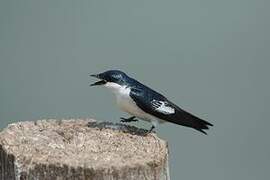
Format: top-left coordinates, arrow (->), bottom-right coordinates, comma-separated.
148,125 -> 155,133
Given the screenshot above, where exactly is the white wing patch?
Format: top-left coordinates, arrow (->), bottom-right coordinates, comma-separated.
151,100 -> 175,114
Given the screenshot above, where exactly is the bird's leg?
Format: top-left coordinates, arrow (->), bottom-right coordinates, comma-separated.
148,125 -> 155,133
120,116 -> 138,123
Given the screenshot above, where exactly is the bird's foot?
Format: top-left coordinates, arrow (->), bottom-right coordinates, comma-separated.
120,116 -> 138,123
148,125 -> 155,134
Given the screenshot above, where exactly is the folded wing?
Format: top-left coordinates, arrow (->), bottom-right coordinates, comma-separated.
130,87 -> 213,134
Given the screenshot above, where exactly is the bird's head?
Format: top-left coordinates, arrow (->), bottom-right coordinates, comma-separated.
90,70 -> 129,90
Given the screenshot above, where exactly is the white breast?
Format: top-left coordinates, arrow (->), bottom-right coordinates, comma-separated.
104,82 -> 153,121
104,82 -> 166,124
116,87 -> 152,121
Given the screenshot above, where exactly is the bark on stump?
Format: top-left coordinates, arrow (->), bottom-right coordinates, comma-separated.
0,119 -> 170,180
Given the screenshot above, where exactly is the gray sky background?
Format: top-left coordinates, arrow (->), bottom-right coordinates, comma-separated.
0,0 -> 269,179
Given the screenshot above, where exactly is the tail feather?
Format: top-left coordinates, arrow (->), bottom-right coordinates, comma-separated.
165,105 -> 213,135
192,118 -> 213,135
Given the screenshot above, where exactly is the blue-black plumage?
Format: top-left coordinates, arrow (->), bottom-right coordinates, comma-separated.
90,70 -> 213,134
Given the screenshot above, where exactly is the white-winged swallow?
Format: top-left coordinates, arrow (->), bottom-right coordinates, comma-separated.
90,70 -> 213,134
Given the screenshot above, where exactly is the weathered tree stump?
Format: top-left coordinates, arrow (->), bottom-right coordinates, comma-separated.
0,119 -> 170,180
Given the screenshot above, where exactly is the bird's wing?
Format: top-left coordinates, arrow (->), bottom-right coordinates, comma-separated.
129,87 -> 213,134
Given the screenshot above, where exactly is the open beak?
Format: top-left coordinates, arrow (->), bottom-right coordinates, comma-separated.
90,74 -> 107,86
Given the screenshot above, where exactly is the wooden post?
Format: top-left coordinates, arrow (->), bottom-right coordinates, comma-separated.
0,119 -> 170,180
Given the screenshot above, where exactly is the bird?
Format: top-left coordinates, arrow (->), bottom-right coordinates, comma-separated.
90,70 -> 213,134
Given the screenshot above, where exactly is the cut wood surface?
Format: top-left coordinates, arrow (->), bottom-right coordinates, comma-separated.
0,119 -> 170,180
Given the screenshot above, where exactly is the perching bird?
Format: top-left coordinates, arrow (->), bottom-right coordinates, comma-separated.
90,70 -> 213,134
